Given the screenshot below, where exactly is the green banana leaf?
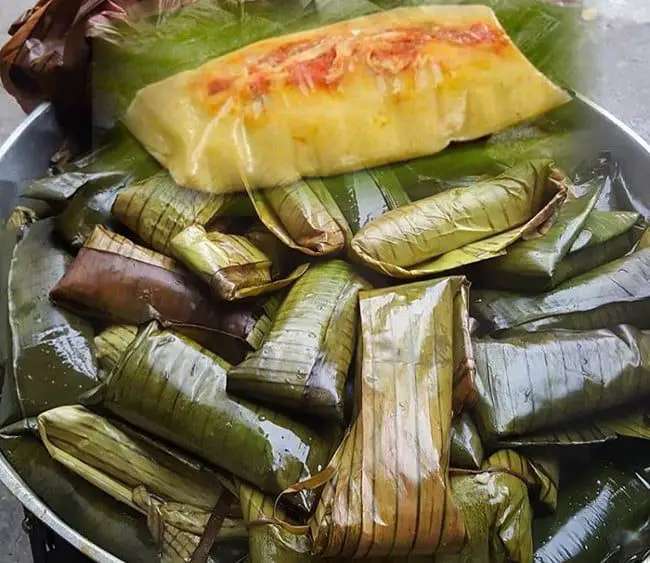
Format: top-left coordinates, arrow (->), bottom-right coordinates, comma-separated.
471,247 -> 650,335
472,325 -> 650,442
4,199 -> 54,230
351,160 -> 567,278
228,260 -> 368,421
0,220 -> 99,427
0,228 -> 20,379
97,322 -> 332,513
533,441 -> 650,563
50,225 -> 280,364
95,325 -> 138,377
170,225 -> 308,301
450,413 -> 485,470
112,172 -> 253,256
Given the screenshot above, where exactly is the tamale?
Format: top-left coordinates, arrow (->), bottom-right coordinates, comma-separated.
112,172 -> 252,256
50,226 -> 280,363
170,225 -> 308,301
95,325 -> 138,377
472,325 -> 650,441
97,322 -> 332,512
300,277 -> 472,557
471,247 -> 650,335
125,6 -> 569,194
450,413 -> 485,470
351,160 -> 567,278
0,220 -> 98,427
227,260 -> 368,420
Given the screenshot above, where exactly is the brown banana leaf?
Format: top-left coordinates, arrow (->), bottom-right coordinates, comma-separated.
0,220 -> 99,427
97,322 -> 332,513
249,179 -> 351,257
450,413 -> 485,470
95,325 -> 138,377
49,225 -> 280,364
112,172 -> 253,256
227,260 -> 368,421
170,225 -> 308,301
351,160 -> 568,278
472,325 -> 650,442
471,247 -> 650,335
301,277 -> 472,558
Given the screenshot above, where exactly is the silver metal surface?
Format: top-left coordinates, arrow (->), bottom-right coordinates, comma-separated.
0,96 -> 649,562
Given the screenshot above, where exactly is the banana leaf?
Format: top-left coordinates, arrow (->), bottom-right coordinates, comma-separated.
472,325 -> 650,442
97,322 -> 332,513
533,441 -> 650,563
249,180 -> 351,257
471,247 -> 650,335
112,172 -> 253,256
0,435 -> 156,563
299,277 -> 472,558
170,225 -> 309,301
49,226 -> 280,364
4,200 -> 53,230
227,260 -> 368,421
351,160 -> 568,278
95,325 -> 138,377
450,413 -> 484,470
0,220 -> 99,427
0,228 -> 20,378
37,406 -> 247,561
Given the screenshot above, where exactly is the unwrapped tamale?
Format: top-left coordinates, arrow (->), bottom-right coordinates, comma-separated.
351,160 -> 567,277
227,260 -> 368,421
50,226 -> 280,363
97,322 -> 332,512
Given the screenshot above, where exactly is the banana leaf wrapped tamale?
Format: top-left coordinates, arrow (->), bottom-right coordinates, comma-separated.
4,198 -> 54,230
472,325 -> 650,442
96,322 -> 332,512
351,160 -> 568,278
95,325 -> 138,377
227,260 -> 368,420
37,406 -> 247,562
170,225 -> 308,301
0,220 -> 99,427
112,172 -> 254,256
50,226 -> 280,363
291,277 -> 473,558
533,441 -> 650,563
471,247 -> 650,335
450,413 -> 485,470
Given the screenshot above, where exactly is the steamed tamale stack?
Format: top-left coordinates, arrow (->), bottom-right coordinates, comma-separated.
351,160 -> 567,277
170,224 -> 308,300
50,225 -> 280,363
98,322 -> 331,512
227,260 -> 368,420
301,276 -> 473,557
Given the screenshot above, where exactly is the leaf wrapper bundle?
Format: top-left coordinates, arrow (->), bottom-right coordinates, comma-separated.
299,277 -> 473,558
112,172 -> 251,256
450,413 -> 485,470
471,247 -> 650,335
0,220 -> 98,427
170,224 -> 308,301
95,325 -> 138,378
37,406 -> 245,561
472,325 -> 650,441
99,323 -> 331,512
125,6 -> 568,194
228,260 -> 368,421
351,160 -> 567,278
50,226 -> 279,364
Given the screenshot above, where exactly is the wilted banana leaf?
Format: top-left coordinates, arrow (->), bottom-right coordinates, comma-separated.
249,179 -> 351,256
351,160 -> 568,278
533,441 -> 650,563
95,325 -> 138,377
471,247 -> 650,335
450,413 -> 485,470
228,260 -> 368,421
50,226 -> 280,364
112,172 -> 253,256
302,276 -> 472,558
98,322 -> 332,512
0,220 -> 98,427
472,325 -> 650,442
0,228 -> 20,378
170,225 -> 308,301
